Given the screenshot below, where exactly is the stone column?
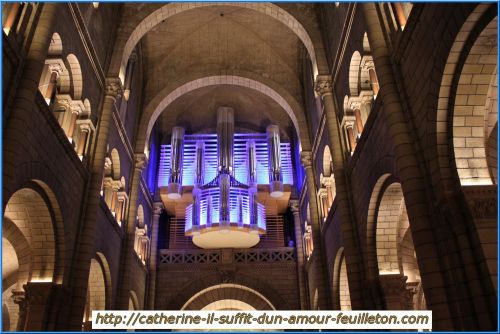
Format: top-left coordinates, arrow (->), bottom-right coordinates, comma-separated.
4,3 -> 59,125
299,151 -> 330,310
147,202 -> 164,310
12,290 -> 27,331
362,4 -> 498,329
315,76 -> 365,309
289,200 -> 308,310
379,274 -> 414,310
116,154 -> 147,309
22,282 -> 55,331
67,78 -> 122,330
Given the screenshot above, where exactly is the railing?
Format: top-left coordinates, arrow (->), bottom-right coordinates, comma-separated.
159,247 -> 295,265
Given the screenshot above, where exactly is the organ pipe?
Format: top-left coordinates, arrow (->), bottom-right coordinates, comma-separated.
267,125 -> 284,197
217,107 -> 234,174
167,126 -> 184,199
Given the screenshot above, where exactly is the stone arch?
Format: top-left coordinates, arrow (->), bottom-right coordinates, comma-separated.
110,148 -> 121,180
451,17 -> 497,185
332,247 -> 351,310
435,4 -> 497,187
366,173 -> 391,280
66,54 -> 83,100
138,73 -> 310,155
83,253 -> 112,325
375,182 -> 405,274
181,284 -> 275,311
116,3 -> 319,83
323,145 -> 332,177
129,291 -> 139,310
3,185 -> 61,283
349,51 -> 362,96
166,273 -> 290,310
2,218 -> 31,291
136,205 -> 145,228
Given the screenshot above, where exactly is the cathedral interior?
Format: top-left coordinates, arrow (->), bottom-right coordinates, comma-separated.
1,2 -> 498,331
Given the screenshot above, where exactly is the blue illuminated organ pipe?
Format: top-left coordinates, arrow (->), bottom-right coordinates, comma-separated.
191,141 -> 205,234
217,107 -> 234,232
267,125 -> 284,197
247,140 -> 259,233
217,107 -> 234,174
167,127 -> 185,199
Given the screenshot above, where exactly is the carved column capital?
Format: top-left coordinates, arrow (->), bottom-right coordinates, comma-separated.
299,151 -> 313,169
153,202 -> 164,216
134,153 -> 147,171
289,200 -> 300,214
128,51 -> 138,63
105,78 -> 123,100
314,75 -> 333,97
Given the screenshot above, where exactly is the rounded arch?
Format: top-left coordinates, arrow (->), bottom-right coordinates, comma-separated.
349,51 -> 362,96
117,3 -> 319,83
366,173 -> 391,280
136,205 -> 145,228
138,73 -> 310,154
110,149 -> 121,180
2,218 -> 31,291
332,247 -> 351,310
375,182 -> 405,274
129,291 -> 140,310
322,145 -> 332,177
181,283 -> 275,311
66,54 -> 83,100
435,5 -> 497,188
451,17 -> 497,185
166,273 -> 290,310
86,259 -> 106,314
3,185 -> 62,283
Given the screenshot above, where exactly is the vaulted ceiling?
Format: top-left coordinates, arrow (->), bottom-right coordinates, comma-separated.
133,3 -> 317,139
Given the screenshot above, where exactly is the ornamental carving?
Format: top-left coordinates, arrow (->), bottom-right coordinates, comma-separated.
105,78 -> 123,99
289,199 -> 300,213
153,202 -> 164,216
135,154 -> 147,171
314,75 -> 333,97
299,151 -> 313,168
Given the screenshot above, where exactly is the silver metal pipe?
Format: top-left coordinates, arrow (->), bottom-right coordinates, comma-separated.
195,141 -> 204,186
267,125 -> 283,197
219,173 -> 230,231
217,107 -> 234,174
246,140 -> 257,187
168,126 -> 184,199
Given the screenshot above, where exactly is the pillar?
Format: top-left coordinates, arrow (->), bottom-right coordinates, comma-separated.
299,151 -> 330,310
314,76 -> 366,309
116,154 -> 147,309
289,200 -> 309,310
66,78 -> 123,330
12,290 -> 27,331
4,3 -> 59,125
379,274 -> 414,310
22,282 -> 55,331
147,202 -> 164,310
362,3 -> 496,329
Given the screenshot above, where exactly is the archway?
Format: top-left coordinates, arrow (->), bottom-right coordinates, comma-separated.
181,284 -> 275,311
332,247 -> 351,310
138,74 -> 309,156
2,183 -> 64,331
114,3 -> 320,84
373,181 -> 426,310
